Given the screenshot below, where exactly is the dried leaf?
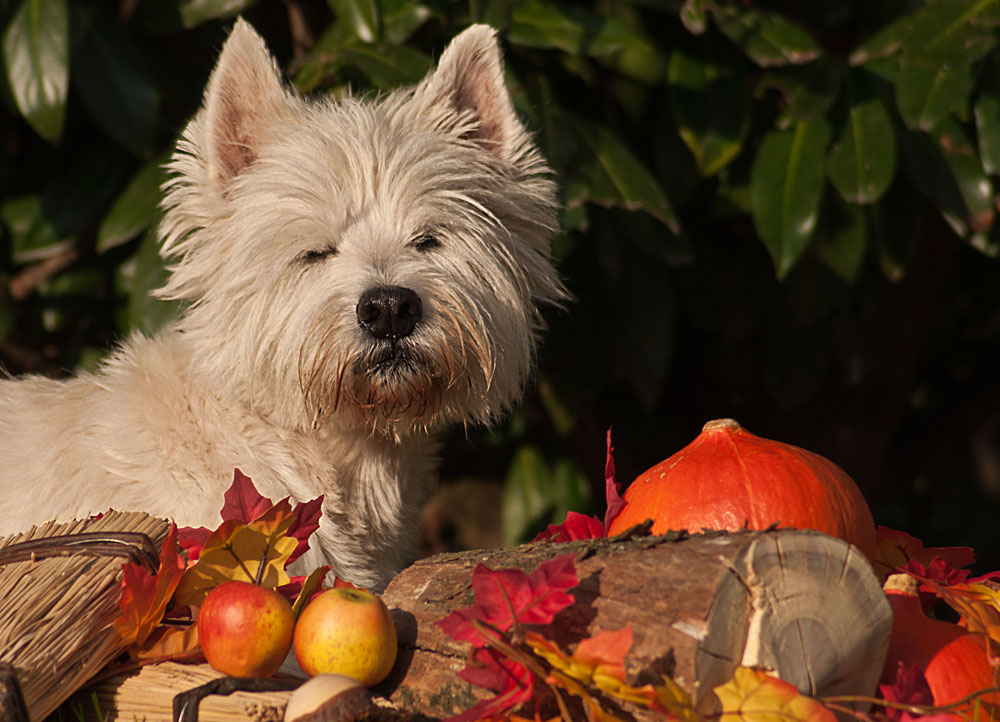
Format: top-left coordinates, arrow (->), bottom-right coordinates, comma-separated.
715,667 -> 837,722
114,524 -> 185,647
874,526 -> 975,579
436,554 -> 579,646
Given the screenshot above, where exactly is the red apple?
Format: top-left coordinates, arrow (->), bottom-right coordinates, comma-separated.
198,580 -> 295,677
293,588 -> 398,686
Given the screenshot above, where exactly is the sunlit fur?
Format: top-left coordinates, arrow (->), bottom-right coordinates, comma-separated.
0,20 -> 565,591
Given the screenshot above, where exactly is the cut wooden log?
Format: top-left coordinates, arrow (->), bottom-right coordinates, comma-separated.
378,529 -> 891,721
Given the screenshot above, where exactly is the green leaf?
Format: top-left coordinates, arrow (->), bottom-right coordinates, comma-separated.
340,42 -> 431,88
849,17 -> 906,66
898,0 -> 1000,66
668,36 -> 749,177
751,119 -> 832,278
975,62 -> 1000,174
116,229 -> 180,336
2,0 -> 69,143
328,0 -> 380,42
71,5 -> 159,155
937,120 -> 995,238
381,0 -> 430,44
0,195 -> 72,264
98,157 -> 168,254
897,127 -> 968,236
757,58 -> 842,121
550,459 -> 592,520
500,445 -> 552,546
826,73 -> 897,204
178,0 -> 253,28
680,0 -> 712,34
813,195 -> 868,283
851,0 -> 1000,67
507,0 -> 640,57
577,122 -> 681,233
713,6 -> 822,67
869,180 -> 920,281
895,61 -> 974,133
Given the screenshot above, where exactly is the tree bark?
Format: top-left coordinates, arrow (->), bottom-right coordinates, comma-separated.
379,529 -> 892,721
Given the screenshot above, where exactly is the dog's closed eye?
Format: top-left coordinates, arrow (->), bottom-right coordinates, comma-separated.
296,247 -> 338,265
409,232 -> 441,252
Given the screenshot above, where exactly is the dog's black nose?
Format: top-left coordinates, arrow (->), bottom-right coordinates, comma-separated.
357,286 -> 422,340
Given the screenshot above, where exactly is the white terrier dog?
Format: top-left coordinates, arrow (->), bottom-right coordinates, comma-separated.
0,20 -> 564,591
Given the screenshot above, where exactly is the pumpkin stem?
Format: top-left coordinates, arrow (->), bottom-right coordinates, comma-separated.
883,573 -> 919,595
703,418 -> 743,432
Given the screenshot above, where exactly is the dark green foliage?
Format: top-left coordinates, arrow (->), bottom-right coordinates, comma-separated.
2,0 -> 999,566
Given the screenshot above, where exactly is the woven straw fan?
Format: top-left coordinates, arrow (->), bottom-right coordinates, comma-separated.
0,510 -> 169,720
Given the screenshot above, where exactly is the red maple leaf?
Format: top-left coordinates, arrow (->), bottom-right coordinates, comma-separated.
878,661 -> 954,722
287,495 -> 324,564
874,526 -> 975,579
436,554 -> 579,647
177,469 -> 322,564
603,428 -> 626,532
533,511 -> 604,543
447,648 -> 534,722
223,468 -> 274,521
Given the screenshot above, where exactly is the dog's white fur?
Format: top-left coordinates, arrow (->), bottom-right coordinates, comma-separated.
0,20 -> 564,591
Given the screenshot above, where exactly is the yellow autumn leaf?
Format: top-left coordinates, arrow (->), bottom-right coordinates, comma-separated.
174,515 -> 297,606
654,675 -> 699,722
715,668 -> 836,722
292,565 -> 331,618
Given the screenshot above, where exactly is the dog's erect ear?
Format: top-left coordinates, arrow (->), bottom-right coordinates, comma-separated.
200,19 -> 293,187
413,25 -> 528,162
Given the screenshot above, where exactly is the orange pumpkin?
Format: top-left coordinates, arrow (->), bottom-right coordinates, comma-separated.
882,574 -> 1000,721
607,418 -> 877,560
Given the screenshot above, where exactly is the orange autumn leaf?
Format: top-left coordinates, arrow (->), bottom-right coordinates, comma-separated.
134,624 -> 202,663
526,628 -> 661,711
114,524 -> 185,648
573,628 -> 633,685
715,668 -> 836,722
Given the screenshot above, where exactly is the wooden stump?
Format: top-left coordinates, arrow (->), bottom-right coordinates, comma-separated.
378,529 -> 891,721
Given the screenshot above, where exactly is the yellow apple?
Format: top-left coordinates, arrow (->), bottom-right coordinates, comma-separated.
198,580 -> 295,677
293,588 -> 398,686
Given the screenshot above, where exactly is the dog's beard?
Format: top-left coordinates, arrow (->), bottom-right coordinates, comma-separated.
297,302 -> 493,434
